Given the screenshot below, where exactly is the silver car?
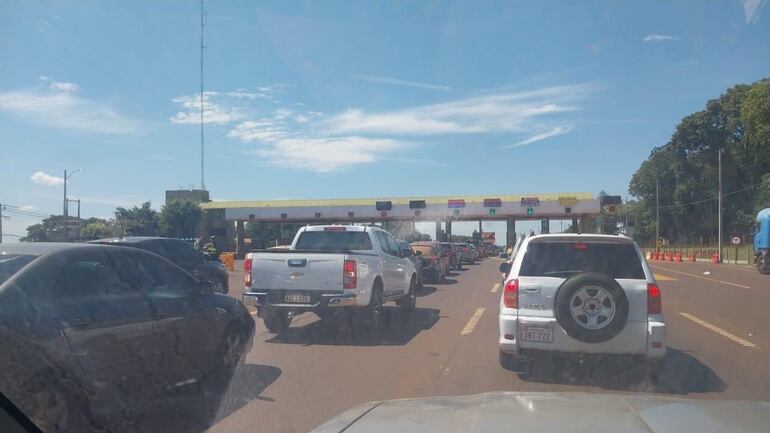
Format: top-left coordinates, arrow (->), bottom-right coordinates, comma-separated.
498,234 -> 666,377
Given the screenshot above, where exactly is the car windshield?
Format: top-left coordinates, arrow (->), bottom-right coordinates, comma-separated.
294,231 -> 373,250
2,2 -> 769,433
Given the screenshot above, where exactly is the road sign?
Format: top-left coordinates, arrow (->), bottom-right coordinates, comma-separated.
601,195 -> 622,206
558,196 -> 577,206
605,204 -> 617,213
448,199 -> 466,208
656,238 -> 664,248
488,208 -> 496,216
731,236 -> 741,245
526,207 -> 534,216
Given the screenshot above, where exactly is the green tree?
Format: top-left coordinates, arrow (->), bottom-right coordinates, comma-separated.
21,215 -> 66,242
114,202 -> 159,236
81,220 -> 117,239
628,78 -> 770,244
159,200 -> 202,238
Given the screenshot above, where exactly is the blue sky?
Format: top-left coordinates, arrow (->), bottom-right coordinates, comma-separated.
1,0 -> 769,240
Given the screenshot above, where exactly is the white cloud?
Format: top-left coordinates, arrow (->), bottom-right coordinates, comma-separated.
169,87 -> 288,125
504,125 -> 574,148
49,81 -> 79,92
170,92 -> 244,125
743,0 -> 767,23
324,84 -> 589,136
227,119 -> 287,142
353,74 -> 453,92
249,136 -> 402,172
30,171 -> 64,186
642,33 -> 680,43
0,83 -> 142,134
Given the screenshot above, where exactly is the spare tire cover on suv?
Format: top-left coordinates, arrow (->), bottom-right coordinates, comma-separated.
553,272 -> 629,344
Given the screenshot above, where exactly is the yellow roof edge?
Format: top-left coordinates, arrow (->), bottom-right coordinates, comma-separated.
199,192 -> 595,209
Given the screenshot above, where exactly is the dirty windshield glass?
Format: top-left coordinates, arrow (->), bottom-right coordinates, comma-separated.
1,1 -> 770,433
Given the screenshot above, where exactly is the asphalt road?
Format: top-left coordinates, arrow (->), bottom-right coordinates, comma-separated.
205,257 -> 770,433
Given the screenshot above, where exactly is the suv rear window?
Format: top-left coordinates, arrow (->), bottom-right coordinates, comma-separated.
294,231 -> 373,250
519,242 -> 645,279
0,255 -> 38,286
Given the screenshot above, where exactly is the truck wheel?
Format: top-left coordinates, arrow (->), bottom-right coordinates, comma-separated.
396,277 -> 417,312
352,286 -> 382,343
757,255 -> 770,275
263,307 -> 292,334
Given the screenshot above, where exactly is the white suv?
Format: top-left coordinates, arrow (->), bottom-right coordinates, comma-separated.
498,234 -> 666,376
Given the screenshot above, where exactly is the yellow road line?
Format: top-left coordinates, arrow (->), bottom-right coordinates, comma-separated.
653,273 -> 677,281
652,265 -> 750,289
491,283 -> 500,293
679,312 -> 757,348
460,308 -> 486,335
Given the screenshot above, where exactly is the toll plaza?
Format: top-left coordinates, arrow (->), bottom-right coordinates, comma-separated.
199,192 -> 601,256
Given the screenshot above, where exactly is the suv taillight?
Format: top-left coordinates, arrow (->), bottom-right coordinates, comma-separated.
343,260 -> 357,289
244,258 -> 252,288
503,279 -> 518,309
647,283 -> 662,314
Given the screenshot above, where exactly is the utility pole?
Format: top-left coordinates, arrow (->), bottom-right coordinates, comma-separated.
718,149 -> 723,263
624,194 -> 629,235
63,169 -> 68,241
200,0 -> 206,190
655,178 -> 660,245
0,203 -> 4,244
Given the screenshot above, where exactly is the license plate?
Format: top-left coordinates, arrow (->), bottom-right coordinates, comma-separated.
521,326 -> 553,343
285,294 -> 311,303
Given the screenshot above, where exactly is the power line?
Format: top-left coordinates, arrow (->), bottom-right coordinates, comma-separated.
659,181 -> 763,210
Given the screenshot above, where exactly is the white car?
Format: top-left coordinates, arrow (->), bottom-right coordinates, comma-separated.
498,234 -> 666,376
243,225 -> 418,340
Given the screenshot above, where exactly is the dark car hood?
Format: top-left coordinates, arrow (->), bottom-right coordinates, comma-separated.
310,392 -> 770,433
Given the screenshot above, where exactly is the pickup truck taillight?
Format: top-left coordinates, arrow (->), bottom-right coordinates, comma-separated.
503,279 -> 518,309
343,259 -> 357,289
647,283 -> 662,314
244,258 -> 252,288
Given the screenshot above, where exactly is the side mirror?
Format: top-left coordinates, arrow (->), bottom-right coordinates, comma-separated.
199,279 -> 215,295
499,263 -> 512,274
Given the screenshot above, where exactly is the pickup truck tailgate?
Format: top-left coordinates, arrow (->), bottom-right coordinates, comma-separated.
251,253 -> 344,292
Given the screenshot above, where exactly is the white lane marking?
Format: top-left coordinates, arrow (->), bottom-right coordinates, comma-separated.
652,265 -> 750,289
679,312 -> 757,348
491,283 -> 500,293
460,307 -> 486,335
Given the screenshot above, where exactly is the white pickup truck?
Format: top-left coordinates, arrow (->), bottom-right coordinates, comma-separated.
242,225 -> 418,338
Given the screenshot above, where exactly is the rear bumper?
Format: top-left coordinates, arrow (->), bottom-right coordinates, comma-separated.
242,290 -> 358,310
499,314 -> 666,359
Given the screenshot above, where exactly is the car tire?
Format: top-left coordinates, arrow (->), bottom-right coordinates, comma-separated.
263,307 -> 292,334
396,277 -> 417,312
757,255 -> 770,274
212,277 -> 227,294
352,285 -> 382,343
498,349 -> 523,371
24,372 -> 101,433
206,324 -> 247,391
553,272 -> 629,344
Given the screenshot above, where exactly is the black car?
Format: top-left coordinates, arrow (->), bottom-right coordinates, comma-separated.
0,243 -> 254,433
91,236 -> 230,293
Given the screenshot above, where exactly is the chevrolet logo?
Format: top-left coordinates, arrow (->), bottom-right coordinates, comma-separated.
290,272 -> 304,279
